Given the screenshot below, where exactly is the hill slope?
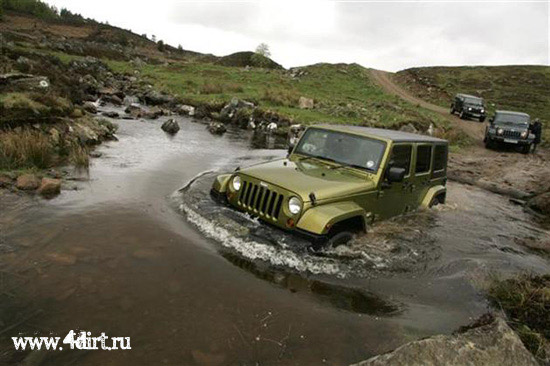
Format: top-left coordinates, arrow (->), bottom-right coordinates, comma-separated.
393,66 -> 550,120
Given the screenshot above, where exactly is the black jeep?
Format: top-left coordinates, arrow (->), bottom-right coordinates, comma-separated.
450,94 -> 486,122
484,110 -> 533,153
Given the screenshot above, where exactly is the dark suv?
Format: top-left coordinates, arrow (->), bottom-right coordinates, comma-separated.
450,94 -> 486,122
484,110 -> 533,153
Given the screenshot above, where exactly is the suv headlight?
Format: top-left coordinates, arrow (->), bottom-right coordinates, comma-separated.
231,175 -> 241,191
288,196 -> 302,215
521,131 -> 528,139
497,128 -> 504,135
468,107 -> 472,111
481,109 -> 485,113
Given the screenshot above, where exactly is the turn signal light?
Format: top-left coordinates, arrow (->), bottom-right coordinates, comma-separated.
286,218 -> 295,228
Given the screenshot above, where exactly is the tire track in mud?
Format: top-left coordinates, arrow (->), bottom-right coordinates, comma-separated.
368,68 -> 485,142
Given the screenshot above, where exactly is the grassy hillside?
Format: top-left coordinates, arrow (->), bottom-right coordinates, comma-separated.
393,66 -> 550,120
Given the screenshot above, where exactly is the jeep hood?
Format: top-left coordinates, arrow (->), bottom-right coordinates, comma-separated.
239,158 -> 374,202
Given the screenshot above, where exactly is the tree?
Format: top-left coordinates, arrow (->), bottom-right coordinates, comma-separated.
251,43 -> 271,68
157,40 -> 165,52
178,44 -> 183,51
255,43 -> 271,58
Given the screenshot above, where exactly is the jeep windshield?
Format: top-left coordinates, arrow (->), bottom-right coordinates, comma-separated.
464,97 -> 483,106
494,113 -> 530,127
294,128 -> 386,172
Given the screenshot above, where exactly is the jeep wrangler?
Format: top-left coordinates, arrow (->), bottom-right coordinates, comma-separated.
450,94 -> 486,122
211,125 -> 448,249
484,110 -> 533,154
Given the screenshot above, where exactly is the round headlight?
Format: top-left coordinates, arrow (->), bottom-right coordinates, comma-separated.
468,107 -> 472,111
497,128 -> 504,135
288,197 -> 302,215
232,176 -> 241,191
521,131 -> 528,138
481,109 -> 485,113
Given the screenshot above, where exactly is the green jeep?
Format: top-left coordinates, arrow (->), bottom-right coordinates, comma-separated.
211,125 -> 448,249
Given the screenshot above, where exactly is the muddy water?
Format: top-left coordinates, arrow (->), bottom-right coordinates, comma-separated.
1,112 -> 549,366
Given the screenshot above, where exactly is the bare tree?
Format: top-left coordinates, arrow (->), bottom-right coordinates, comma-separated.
251,43 -> 271,67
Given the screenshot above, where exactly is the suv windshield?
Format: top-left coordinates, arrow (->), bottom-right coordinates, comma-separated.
494,113 -> 530,126
464,97 -> 483,106
294,128 -> 386,172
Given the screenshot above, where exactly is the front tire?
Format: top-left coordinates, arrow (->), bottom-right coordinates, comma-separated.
485,138 -> 494,149
521,144 -> 531,154
459,110 -> 466,120
479,116 -> 486,122
327,231 -> 354,248
450,106 -> 455,115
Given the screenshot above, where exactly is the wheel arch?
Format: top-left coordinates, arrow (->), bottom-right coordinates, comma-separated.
296,201 -> 369,236
421,185 -> 447,208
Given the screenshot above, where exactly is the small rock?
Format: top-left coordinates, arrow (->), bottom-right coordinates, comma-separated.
90,151 -> 102,158
16,174 -> 40,191
528,192 -> 550,216
102,111 -> 120,118
208,122 -> 227,135
161,118 -> 180,134
178,105 -> 195,116
37,178 -> 61,198
298,96 -> 314,109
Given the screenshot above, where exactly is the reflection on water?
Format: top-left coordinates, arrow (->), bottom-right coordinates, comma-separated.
1,108 -> 549,365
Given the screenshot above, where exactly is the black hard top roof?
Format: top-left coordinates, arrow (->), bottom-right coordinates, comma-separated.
456,93 -> 483,100
495,110 -> 530,117
312,124 -> 448,143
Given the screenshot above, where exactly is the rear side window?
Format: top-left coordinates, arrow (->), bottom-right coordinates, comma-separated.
433,144 -> 448,177
389,145 -> 412,175
415,145 -> 432,174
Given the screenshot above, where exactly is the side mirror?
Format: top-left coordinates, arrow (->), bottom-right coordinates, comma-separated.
386,166 -> 406,183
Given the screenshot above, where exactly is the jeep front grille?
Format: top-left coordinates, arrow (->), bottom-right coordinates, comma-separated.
238,181 -> 284,220
503,130 -> 521,138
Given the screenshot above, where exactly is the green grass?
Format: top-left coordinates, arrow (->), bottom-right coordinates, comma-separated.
488,274 -> 550,364
105,59 -> 450,132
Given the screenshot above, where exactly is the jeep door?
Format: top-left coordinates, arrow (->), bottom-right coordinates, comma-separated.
376,143 -> 415,219
409,143 -> 433,207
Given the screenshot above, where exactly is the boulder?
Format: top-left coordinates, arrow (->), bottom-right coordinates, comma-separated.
16,174 -> 40,191
208,122 -> 227,135
37,178 -> 61,198
125,103 -> 146,119
399,123 -> 417,134
351,316 -> 538,366
82,101 -> 97,114
123,95 -> 140,106
74,124 -> 99,145
142,90 -> 174,106
219,97 -> 254,122
528,192 -> 550,216
161,119 -> 180,134
298,96 -> 314,109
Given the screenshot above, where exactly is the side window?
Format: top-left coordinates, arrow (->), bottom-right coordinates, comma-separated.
433,144 -> 448,178
389,144 -> 412,176
415,145 -> 432,174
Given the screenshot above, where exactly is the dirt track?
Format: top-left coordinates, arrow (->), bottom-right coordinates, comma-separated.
369,69 -> 484,141
369,69 -> 550,205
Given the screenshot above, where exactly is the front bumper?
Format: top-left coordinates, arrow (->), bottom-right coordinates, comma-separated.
489,136 -> 532,145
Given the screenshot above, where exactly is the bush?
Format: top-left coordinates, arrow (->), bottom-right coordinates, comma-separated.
0,128 -> 56,170
261,89 -> 299,107
2,0 -> 59,20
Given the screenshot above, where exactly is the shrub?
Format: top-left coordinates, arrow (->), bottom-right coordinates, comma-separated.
199,83 -> 223,94
0,128 -> 56,170
261,89 -> 299,107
